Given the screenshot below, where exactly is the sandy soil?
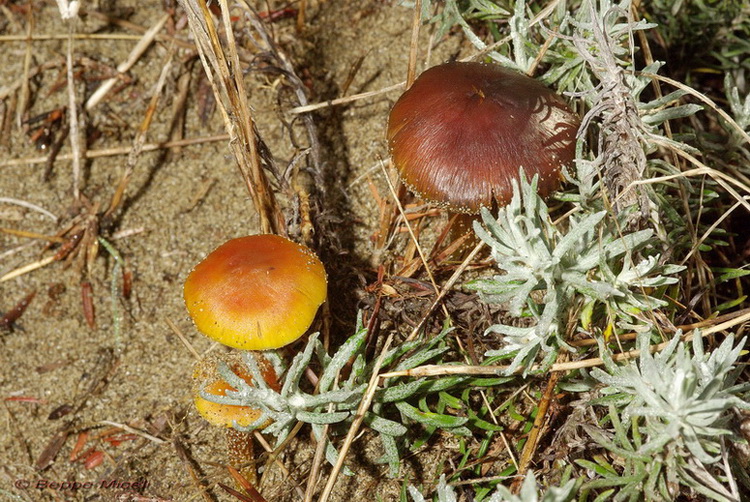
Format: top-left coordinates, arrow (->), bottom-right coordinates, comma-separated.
0,1 -> 469,501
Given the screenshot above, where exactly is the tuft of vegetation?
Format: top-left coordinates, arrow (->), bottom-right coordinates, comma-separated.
467,173 -> 683,376
579,330 -> 750,501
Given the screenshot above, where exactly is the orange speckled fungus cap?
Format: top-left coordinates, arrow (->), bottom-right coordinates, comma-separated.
194,375 -> 264,428
387,62 -> 580,213
194,357 -> 280,428
184,234 -> 327,350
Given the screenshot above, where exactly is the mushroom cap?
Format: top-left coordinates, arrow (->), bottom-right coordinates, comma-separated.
387,62 -> 580,213
194,374 -> 265,428
184,234 -> 327,350
193,357 -> 280,428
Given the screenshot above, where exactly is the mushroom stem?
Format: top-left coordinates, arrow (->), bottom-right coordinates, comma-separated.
225,428 -> 257,486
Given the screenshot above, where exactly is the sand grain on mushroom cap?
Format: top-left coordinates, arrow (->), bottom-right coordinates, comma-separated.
184,234 -> 327,350
387,62 -> 580,212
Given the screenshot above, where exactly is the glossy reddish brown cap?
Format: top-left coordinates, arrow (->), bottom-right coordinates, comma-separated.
184,235 -> 327,350
387,62 -> 580,213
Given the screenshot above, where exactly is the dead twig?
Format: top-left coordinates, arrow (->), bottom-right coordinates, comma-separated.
17,5 -> 33,127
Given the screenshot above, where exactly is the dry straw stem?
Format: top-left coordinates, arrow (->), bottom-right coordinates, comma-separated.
318,333 -> 395,502
60,12 -> 83,200
0,134 -> 229,168
406,0 -> 422,87
252,434 -> 306,500
304,407 -> 333,502
0,197 -> 58,221
405,239 -> 486,342
84,9 -> 194,50
0,61 -> 61,101
173,436 -> 214,502
627,148 -> 750,213
681,197 -> 745,265
17,6 -> 33,127
178,0 -> 283,235
641,71 -> 750,146
0,227 -> 64,243
0,33 -> 154,41
165,318 -> 202,361
380,309 -> 750,379
512,365 -> 562,492
0,255 -> 56,283
380,161 -> 445,309
569,307 -> 750,348
98,420 -> 165,445
85,14 -> 169,110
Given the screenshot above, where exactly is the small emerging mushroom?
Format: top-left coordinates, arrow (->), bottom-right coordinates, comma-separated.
184,234 -> 327,350
387,61 -> 580,213
193,354 -> 281,485
193,355 -> 280,428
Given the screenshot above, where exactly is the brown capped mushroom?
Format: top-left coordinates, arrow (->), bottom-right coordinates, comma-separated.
387,62 -> 580,213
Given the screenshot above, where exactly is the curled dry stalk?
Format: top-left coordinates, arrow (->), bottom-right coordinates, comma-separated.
177,0 -> 284,235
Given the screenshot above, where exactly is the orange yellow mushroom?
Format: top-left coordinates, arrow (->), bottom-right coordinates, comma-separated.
184,234 -> 327,350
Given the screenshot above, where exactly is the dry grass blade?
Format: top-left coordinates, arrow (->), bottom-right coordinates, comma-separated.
17,6 -> 33,127
0,33 -> 148,41
177,0 -> 283,235
0,196 -> 58,220
0,227 -> 64,243
166,318 -> 202,361
627,151 -> 750,213
0,134 -> 229,168
85,14 -> 169,110
220,482 -> 265,502
318,333 -> 394,502
304,418 -> 331,502
0,255 -> 56,283
512,365 -> 562,493
289,82 -> 406,114
641,71 -> 750,146
382,310 -> 750,379
98,420 -> 166,444
406,0 -> 422,88
173,437 -> 214,502
226,465 -> 268,502
60,9 -> 83,200
405,240 -> 485,342
380,161 -> 443,307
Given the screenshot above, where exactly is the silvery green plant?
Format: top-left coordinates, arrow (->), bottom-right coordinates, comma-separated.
408,472 -> 577,502
408,475 -> 457,502
210,329 -> 367,472
583,330 -> 749,501
200,316 -> 507,476
488,472 -> 577,502
466,173 -> 683,375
